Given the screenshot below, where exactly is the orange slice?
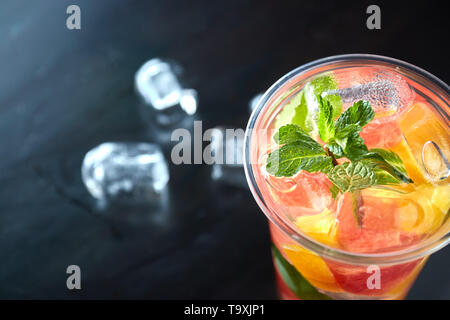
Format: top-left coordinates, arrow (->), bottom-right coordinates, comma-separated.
280,209 -> 341,292
395,102 -> 450,184
283,244 -> 341,292
295,208 -> 338,246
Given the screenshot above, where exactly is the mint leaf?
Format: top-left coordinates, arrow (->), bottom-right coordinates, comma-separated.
372,167 -> 404,185
326,131 -> 368,161
268,124 -> 333,177
266,143 -> 333,177
327,157 -> 410,193
317,95 -> 335,143
309,75 -> 343,117
361,158 -> 404,185
335,100 -> 374,132
327,161 -> 377,192
366,149 -> 411,180
309,75 -> 339,94
335,124 -> 361,140
274,124 -> 315,145
309,75 -> 343,118
343,132 -> 369,161
333,124 -> 361,149
325,142 -> 344,158
291,75 -> 342,134
361,149 -> 413,183
272,244 -> 332,300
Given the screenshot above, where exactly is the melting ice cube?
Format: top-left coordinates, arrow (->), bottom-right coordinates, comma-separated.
326,69 -> 415,115
82,142 -> 169,202
135,58 -> 197,125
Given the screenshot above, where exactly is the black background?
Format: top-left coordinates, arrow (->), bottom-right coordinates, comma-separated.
0,0 -> 448,299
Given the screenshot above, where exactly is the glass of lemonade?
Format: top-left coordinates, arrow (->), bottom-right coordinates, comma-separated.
244,54 -> 449,300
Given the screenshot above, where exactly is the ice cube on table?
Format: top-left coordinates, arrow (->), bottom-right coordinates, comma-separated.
326,69 -> 415,115
135,58 -> 197,125
82,142 -> 169,202
209,127 -> 247,188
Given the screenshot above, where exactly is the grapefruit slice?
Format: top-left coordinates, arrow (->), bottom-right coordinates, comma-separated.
336,192 -> 419,253
360,117 -> 402,149
325,258 -> 422,296
267,171 -> 334,218
328,192 -> 422,295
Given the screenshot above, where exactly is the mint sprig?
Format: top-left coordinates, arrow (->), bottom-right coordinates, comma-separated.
266,125 -> 333,177
324,100 -> 374,161
267,90 -> 413,194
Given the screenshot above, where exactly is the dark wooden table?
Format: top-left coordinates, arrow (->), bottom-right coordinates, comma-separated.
0,0 -> 448,299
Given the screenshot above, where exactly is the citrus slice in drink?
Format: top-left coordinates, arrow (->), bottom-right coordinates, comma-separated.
336,192 -> 420,253
280,209 -> 341,292
269,207 -> 341,293
325,258 -> 421,296
385,258 -> 427,299
324,193 -> 422,295
431,184 -> 450,214
276,209 -> 340,292
360,117 -> 402,149
397,184 -> 448,234
294,208 -> 338,247
283,244 -> 341,292
395,102 -> 450,183
390,139 -> 428,185
357,185 -> 446,235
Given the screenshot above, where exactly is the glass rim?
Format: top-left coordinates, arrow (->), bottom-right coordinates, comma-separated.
244,54 -> 450,265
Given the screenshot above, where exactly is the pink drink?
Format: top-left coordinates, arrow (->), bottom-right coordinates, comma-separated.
244,55 -> 450,299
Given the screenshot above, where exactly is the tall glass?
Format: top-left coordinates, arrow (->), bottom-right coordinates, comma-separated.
244,54 -> 449,300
